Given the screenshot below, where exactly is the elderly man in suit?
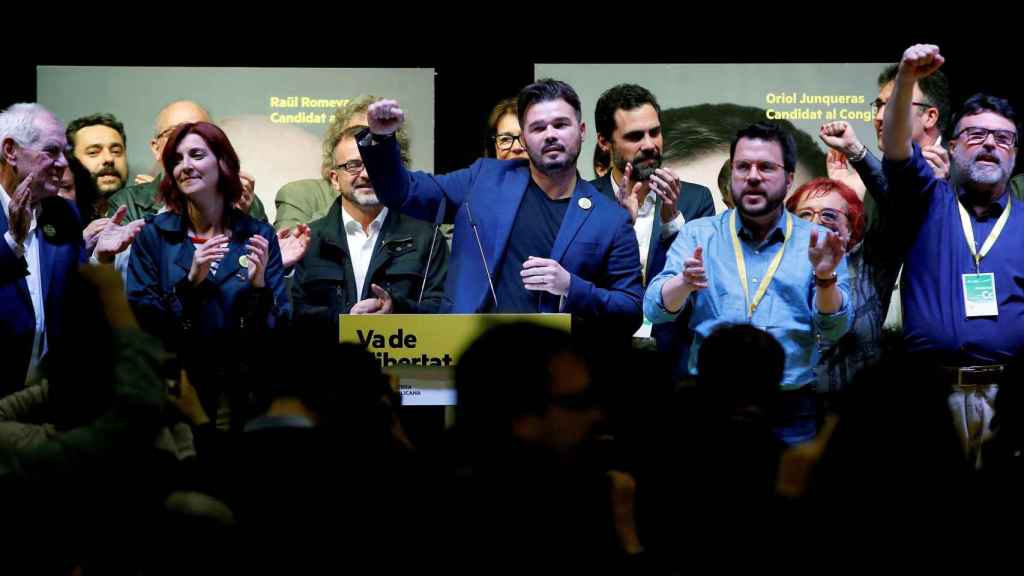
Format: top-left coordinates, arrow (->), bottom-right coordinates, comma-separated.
1,103 -> 85,393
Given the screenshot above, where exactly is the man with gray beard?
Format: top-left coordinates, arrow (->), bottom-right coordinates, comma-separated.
881,43 -> 1024,469
291,125 -> 449,333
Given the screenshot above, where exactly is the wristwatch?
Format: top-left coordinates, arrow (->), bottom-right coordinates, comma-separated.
814,272 -> 838,287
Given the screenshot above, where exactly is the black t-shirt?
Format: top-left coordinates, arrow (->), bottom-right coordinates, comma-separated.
485,180 -> 570,313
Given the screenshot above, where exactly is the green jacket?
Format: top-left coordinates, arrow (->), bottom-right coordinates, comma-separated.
273,178 -> 338,232
106,174 -> 268,222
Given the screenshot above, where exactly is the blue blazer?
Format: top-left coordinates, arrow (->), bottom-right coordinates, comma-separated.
1,196 -> 87,395
126,209 -> 290,378
359,132 -> 643,337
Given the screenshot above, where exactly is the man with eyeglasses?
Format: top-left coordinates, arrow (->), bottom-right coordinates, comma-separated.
291,125 -> 449,329
645,122 -> 852,446
816,58 -> 952,366
818,62 -> 950,198
882,44 -> 1024,469
1,103 -> 88,393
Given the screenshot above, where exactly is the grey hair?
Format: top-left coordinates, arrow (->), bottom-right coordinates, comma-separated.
0,103 -> 55,151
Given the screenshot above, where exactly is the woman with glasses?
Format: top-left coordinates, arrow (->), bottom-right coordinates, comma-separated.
484,97 -> 528,160
127,121 -> 290,431
786,177 -> 885,397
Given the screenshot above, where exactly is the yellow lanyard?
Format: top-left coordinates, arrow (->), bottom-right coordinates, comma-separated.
729,210 -> 792,319
957,194 -> 1011,273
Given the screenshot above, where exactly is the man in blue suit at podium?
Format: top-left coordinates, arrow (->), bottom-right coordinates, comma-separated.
358,79 -> 642,340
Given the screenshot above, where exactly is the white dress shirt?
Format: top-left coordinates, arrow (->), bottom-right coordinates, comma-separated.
341,205 -> 388,299
610,177 -> 685,277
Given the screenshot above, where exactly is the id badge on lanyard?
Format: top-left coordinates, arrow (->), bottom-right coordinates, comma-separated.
958,197 -> 1011,318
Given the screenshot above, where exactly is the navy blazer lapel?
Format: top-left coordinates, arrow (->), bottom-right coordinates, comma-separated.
0,205 -> 32,306
465,166 -> 529,312
550,178 -> 593,263
593,173 -> 614,198
38,227 -> 57,303
648,194 -> 663,268
483,167 -> 530,274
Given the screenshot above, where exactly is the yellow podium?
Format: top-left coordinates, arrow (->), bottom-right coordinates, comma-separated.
339,314 -> 571,406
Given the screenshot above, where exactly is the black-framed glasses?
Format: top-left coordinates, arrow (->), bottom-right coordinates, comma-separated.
732,159 -> 785,177
870,98 -> 934,116
796,207 -> 847,226
953,127 -> 1018,148
154,123 -> 186,141
335,159 -> 365,175
493,132 -> 525,151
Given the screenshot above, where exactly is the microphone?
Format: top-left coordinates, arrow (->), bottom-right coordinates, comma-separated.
465,199 -> 498,310
418,197 -> 447,305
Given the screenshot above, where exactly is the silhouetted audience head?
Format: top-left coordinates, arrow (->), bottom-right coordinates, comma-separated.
455,322 -> 598,454
254,326 -> 395,438
698,323 -> 785,413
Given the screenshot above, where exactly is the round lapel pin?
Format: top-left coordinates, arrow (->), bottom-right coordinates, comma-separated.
578,197 -> 592,210
239,254 -> 249,268
42,224 -> 56,238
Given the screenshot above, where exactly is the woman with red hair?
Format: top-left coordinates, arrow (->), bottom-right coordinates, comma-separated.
127,122 -> 290,431
786,177 -> 889,396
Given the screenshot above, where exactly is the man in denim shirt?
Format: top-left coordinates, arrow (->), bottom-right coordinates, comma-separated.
645,122 -> 852,445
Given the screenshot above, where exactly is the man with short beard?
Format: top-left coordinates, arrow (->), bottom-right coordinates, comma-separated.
590,84 -> 715,285
881,44 -> 1024,468
590,84 -> 716,370
291,125 -> 449,331
645,122 -> 851,446
358,79 -> 643,341
66,113 -> 130,205
66,113 -> 135,254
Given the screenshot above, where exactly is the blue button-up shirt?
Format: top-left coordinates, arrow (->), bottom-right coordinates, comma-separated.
884,144 -> 1024,365
644,209 -> 852,389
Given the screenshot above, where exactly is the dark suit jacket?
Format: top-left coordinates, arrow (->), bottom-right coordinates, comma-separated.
1,196 -> 87,395
590,172 -> 715,283
291,198 -> 450,331
591,173 -> 715,379
358,130 -> 643,338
